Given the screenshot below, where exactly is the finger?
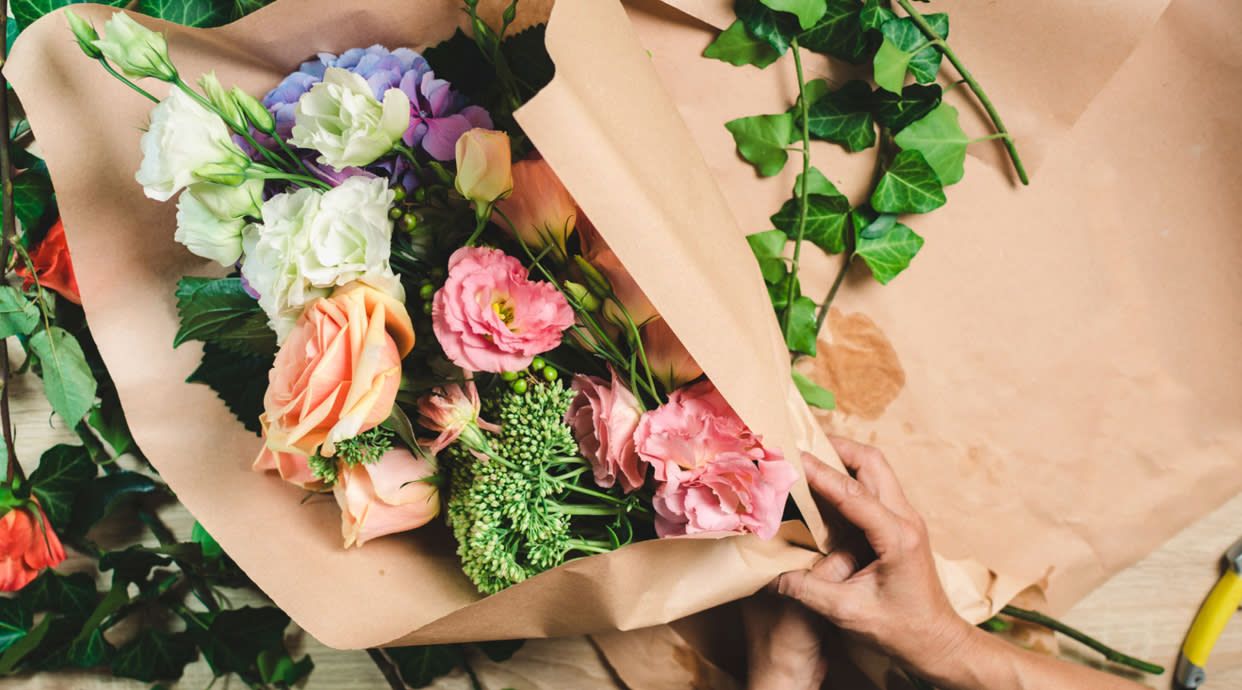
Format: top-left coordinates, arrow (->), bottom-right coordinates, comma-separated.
811,550 -> 858,583
801,454 -> 903,557
775,569 -> 851,622
827,436 -> 912,515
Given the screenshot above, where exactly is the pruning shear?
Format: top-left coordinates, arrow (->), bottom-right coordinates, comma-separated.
1176,536 -> 1242,688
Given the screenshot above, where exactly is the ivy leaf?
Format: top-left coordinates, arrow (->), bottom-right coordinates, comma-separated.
871,83 -> 942,131
86,402 -> 136,458
28,444 -> 96,530
793,369 -> 836,410
759,0 -> 826,30
784,296 -> 819,356
174,277 -> 276,356
387,645 -> 465,688
0,286 -> 40,338
893,103 -> 968,185
5,18 -> 18,59
871,150 -> 946,214
29,327 -> 97,426
231,0 -> 273,17
99,546 -> 175,584
476,639 -> 525,662
21,570 -> 96,619
736,0 -> 799,54
797,0 -> 869,64
191,521 -> 225,559
135,0 -> 232,27
856,220 -> 925,284
805,80 -> 876,152
196,606 -> 289,676
21,616 -> 111,671
65,627 -> 109,668
879,14 -> 948,84
872,38 -> 912,93
746,230 -> 789,284
767,272 -> 800,310
793,167 -> 841,197
258,647 -> 314,686
860,0 -> 896,31
703,19 -> 782,69
11,0 -> 125,31
725,113 -> 795,177
187,342 -> 272,435
68,470 -> 160,539
0,614 -> 53,673
771,193 -> 852,254
12,163 -> 56,238
110,629 -> 198,683
0,598 -> 30,656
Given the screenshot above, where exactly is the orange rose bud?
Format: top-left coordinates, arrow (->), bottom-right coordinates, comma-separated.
454,128 -> 513,210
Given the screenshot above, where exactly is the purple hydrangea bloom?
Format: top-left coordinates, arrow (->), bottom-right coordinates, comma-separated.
262,45 -> 492,162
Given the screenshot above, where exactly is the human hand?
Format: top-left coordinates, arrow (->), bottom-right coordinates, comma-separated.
775,437 -> 973,674
742,593 -> 829,690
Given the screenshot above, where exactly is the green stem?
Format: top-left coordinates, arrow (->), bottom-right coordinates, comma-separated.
780,36 -> 813,339
565,538 -> 615,554
813,253 -> 853,336
251,167 -> 331,190
999,605 -> 1165,675
99,59 -> 159,103
465,208 -> 491,246
366,649 -> 406,690
895,0 -> 1029,185
0,3 -> 22,487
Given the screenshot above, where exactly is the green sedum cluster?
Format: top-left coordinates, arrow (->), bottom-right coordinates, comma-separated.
308,426 -> 396,485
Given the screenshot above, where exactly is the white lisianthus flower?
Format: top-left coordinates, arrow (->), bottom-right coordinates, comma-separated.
241,177 -> 402,340
188,179 -> 263,220
175,191 -> 245,266
136,88 -> 250,202
289,67 -> 410,170
92,12 -> 177,81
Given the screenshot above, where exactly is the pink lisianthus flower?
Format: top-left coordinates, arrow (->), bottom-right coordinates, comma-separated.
431,246 -> 573,373
566,370 -> 646,493
416,381 -> 501,453
334,447 -> 440,548
652,452 -> 796,540
634,380 -> 764,481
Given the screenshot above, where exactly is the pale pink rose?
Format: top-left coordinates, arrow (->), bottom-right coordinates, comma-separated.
455,129 -> 513,206
252,423 -> 323,490
641,318 -> 703,391
578,217 -> 658,327
263,283 -> 415,457
652,452 -> 796,539
416,381 -> 500,453
334,447 -> 440,548
432,246 -> 573,373
493,154 -> 577,255
634,380 -> 766,481
566,369 -> 646,493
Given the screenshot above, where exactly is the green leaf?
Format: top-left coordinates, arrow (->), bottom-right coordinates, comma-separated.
703,19 -> 782,69
872,38 -> 912,93
736,0 -> 799,54
21,570 -> 96,619
68,471 -> 160,538
174,277 -> 276,356
793,369 -> 835,409
86,403 -> 136,458
805,80 -> 876,152
793,167 -> 841,197
29,327 -> 97,426
191,521 -> 224,559
871,83 -> 942,131
11,0 -> 125,31
135,0 -> 232,27
231,0 -> 273,17
0,613 -> 53,673
64,627 -> 109,668
110,629 -> 197,682
0,598 -> 31,656
28,444 -> 96,530
871,150 -> 946,214
0,286 -> 40,338
767,272 -> 800,310
196,606 -> 289,676
759,0 -> 826,30
893,103 -> 968,185
5,18 -> 18,59
746,231 -> 789,284
771,193 -> 852,254
797,0 -> 869,63
856,220 -> 925,284
387,645 -> 465,688
784,296 -> 819,356
21,616 -> 111,671
99,546 -> 174,584
187,342 -> 272,435
860,0 -> 896,31
725,113 -> 795,177
476,639 -> 524,663
879,14 -> 948,84
258,647 -> 314,686
12,164 -> 56,238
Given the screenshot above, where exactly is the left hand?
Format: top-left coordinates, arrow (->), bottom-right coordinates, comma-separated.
742,592 -> 829,690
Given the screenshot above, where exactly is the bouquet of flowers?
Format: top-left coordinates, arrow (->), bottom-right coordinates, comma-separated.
64,3 -> 802,596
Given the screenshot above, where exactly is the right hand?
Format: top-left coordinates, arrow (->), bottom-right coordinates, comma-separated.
776,437 -> 974,672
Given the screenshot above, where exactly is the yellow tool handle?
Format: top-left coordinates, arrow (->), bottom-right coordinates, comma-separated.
1178,569 -> 1242,687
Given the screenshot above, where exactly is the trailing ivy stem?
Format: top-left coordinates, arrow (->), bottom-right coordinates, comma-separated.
366,648 -> 405,690
999,605 -> 1165,675
895,0 -> 1029,185
0,0 -> 24,486
814,252 -> 853,335
780,36 -> 813,339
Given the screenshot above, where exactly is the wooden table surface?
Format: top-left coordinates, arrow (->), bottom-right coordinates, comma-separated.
5,371 -> 1240,689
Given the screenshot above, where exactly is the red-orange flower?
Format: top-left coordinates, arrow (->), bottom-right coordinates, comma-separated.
0,502 -> 67,591
16,219 -> 82,305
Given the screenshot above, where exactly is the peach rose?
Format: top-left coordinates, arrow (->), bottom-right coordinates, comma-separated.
262,282 -> 415,457
493,154 -> 577,255
334,448 -> 440,548
252,423 -> 324,490
0,501 -> 66,591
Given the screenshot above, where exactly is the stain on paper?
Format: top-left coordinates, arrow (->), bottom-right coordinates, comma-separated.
798,309 -> 906,419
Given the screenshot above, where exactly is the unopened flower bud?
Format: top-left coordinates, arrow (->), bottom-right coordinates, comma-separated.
231,86 -> 275,134
193,162 -> 248,187
573,255 -> 611,298
454,129 -> 513,214
563,281 -> 600,311
65,10 -> 103,59
92,11 -> 177,81
199,72 -> 244,131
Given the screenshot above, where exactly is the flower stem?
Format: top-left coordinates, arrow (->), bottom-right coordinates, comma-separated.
366,648 -> 406,690
98,59 -> 159,103
780,36 -> 813,340
894,0 -> 1029,185
0,1 -> 24,487
999,605 -> 1165,675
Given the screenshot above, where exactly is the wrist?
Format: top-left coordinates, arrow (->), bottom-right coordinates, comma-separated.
899,615 -> 980,681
